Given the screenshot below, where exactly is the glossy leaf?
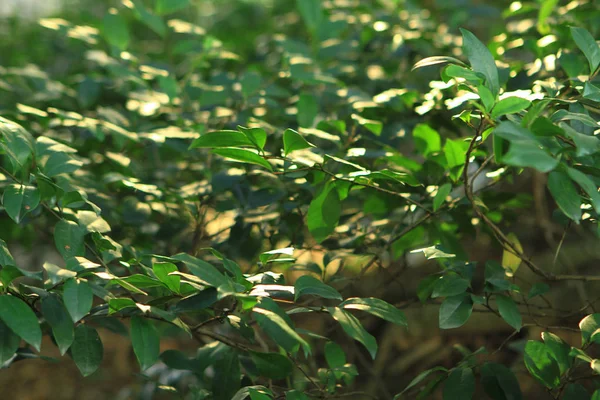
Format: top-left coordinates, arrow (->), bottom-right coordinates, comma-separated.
307,182 -> 341,243
103,10 -> 129,50
0,319 -> 20,365
155,0 -> 189,15
71,325 -> 103,377
0,295 -> 42,351
2,184 -> 40,223
480,362 -> 522,400
328,307 -> 377,359
580,314 -> 600,346
250,351 -> 293,380
503,141 -> 558,173
412,56 -> 468,70
283,128 -> 314,155
491,97 -> 531,119
439,294 -> 473,329
413,124 -> 441,157
542,332 -> 571,375
131,316 -> 160,370
431,274 -> 470,298
433,183 -> 452,212
524,341 -> 560,388
189,130 -> 254,149
341,297 -> 407,327
443,368 -> 475,400
41,295 -> 75,355
496,294 -> 522,331
460,28 -> 499,96
547,171 -> 582,223
54,219 -> 86,259
294,275 -> 342,300
583,82 -> 600,102
571,27 -> 600,73
153,262 -> 180,293
212,148 -> 273,171
63,278 -> 93,322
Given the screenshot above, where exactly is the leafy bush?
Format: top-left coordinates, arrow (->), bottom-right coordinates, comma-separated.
1,0 -> 600,398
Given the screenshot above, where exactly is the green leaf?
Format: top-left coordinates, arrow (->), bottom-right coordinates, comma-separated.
566,168 -> 600,214
131,316 -> 160,370
327,307 -> 377,359
580,314 -> 600,346
129,0 -> 166,37
413,124 -> 441,156
0,117 -> 35,172
296,0 -> 322,33
250,351 -> 293,380
41,294 -> 74,355
294,275 -> 342,301
171,253 -> 231,289
494,121 -> 538,142
352,114 -> 383,136
71,324 -> 103,377
480,362 -> 522,400
253,300 -> 310,355
431,274 -> 470,298
340,297 -> 407,327
491,97 -> 531,119
412,245 -> 455,259
297,93 -> 318,128
155,0 -> 189,15
561,124 -> 600,157
478,85 -> 495,112
63,278 -> 93,322
286,390 -> 310,400
443,368 -> 475,400
0,239 -> 16,267
444,139 -> 467,181
2,184 -> 40,223
439,293 -> 473,329
212,148 -> 273,171
0,319 -> 20,364
563,384 -> 591,400
460,28 -> 500,96
433,183 -> 452,211
496,294 -> 522,331
307,182 -> 341,243
542,332 -> 571,375
412,56 -> 468,70
238,126 -> 267,150
524,341 -> 561,388
283,128 -> 314,155
503,141 -> 558,173
547,171 -> 582,223
108,298 -> 136,314
325,341 -> 346,368
584,82 -> 600,102
417,275 -> 439,303
213,347 -> 241,400
552,110 -> 599,127
0,295 -> 42,351
528,283 -> 550,299
54,219 -> 86,259
232,386 -> 273,400
571,27 -> 600,73
153,262 -> 180,293
189,130 -> 254,149
103,10 -> 129,51
394,367 -> 448,398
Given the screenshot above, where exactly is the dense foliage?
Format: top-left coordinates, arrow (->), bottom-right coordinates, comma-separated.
1,0 -> 600,398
